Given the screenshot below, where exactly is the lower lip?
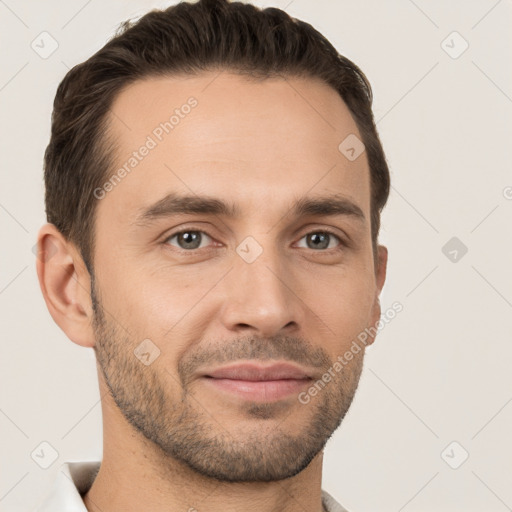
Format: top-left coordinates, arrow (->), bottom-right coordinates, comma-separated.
201,377 -> 311,402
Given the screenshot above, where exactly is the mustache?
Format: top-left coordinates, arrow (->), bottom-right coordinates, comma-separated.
178,334 -> 331,384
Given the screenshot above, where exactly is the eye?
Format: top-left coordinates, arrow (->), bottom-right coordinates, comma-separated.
164,230 -> 214,250
162,228 -> 345,253
296,231 -> 343,251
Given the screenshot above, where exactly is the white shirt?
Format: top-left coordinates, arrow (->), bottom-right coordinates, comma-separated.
34,461 -> 349,512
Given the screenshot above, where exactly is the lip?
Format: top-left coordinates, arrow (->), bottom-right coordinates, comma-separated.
199,362 -> 313,402
203,362 -> 313,381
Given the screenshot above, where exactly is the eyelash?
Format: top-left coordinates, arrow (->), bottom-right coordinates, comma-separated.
162,228 -> 347,254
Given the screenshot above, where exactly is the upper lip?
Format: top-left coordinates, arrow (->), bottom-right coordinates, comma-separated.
202,362 -> 313,381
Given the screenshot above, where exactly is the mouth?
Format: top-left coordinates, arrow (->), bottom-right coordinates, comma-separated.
199,362 -> 314,402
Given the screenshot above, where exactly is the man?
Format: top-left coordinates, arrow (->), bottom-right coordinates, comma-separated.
35,0 -> 389,510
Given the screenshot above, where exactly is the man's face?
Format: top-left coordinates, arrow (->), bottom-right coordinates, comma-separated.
90,72 -> 385,482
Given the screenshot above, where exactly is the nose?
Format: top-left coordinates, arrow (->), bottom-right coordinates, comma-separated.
219,247 -> 302,338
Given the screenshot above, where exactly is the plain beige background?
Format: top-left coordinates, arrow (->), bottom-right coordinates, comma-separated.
1,1 -> 511,510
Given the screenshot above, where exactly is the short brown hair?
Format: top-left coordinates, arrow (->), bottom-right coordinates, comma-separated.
44,0 -> 390,273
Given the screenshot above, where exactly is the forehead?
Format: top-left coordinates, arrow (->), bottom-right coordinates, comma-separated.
99,71 -> 370,225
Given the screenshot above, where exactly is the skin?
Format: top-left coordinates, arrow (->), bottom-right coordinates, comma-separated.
36,71 -> 387,512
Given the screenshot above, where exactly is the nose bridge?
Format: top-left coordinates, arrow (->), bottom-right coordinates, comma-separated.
220,239 -> 299,335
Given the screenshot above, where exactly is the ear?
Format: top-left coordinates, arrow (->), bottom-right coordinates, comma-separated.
366,244 -> 388,347
35,223 -> 96,348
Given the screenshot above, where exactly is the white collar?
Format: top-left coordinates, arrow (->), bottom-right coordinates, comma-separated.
35,461 -> 349,512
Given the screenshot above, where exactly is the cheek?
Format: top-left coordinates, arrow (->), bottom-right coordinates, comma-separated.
95,235 -> 377,351
307,267 -> 376,345
101,261 -> 217,340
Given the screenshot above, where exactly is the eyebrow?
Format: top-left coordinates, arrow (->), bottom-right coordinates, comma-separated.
133,192 -> 366,226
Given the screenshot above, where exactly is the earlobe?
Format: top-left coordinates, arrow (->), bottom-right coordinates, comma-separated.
35,223 -> 96,348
